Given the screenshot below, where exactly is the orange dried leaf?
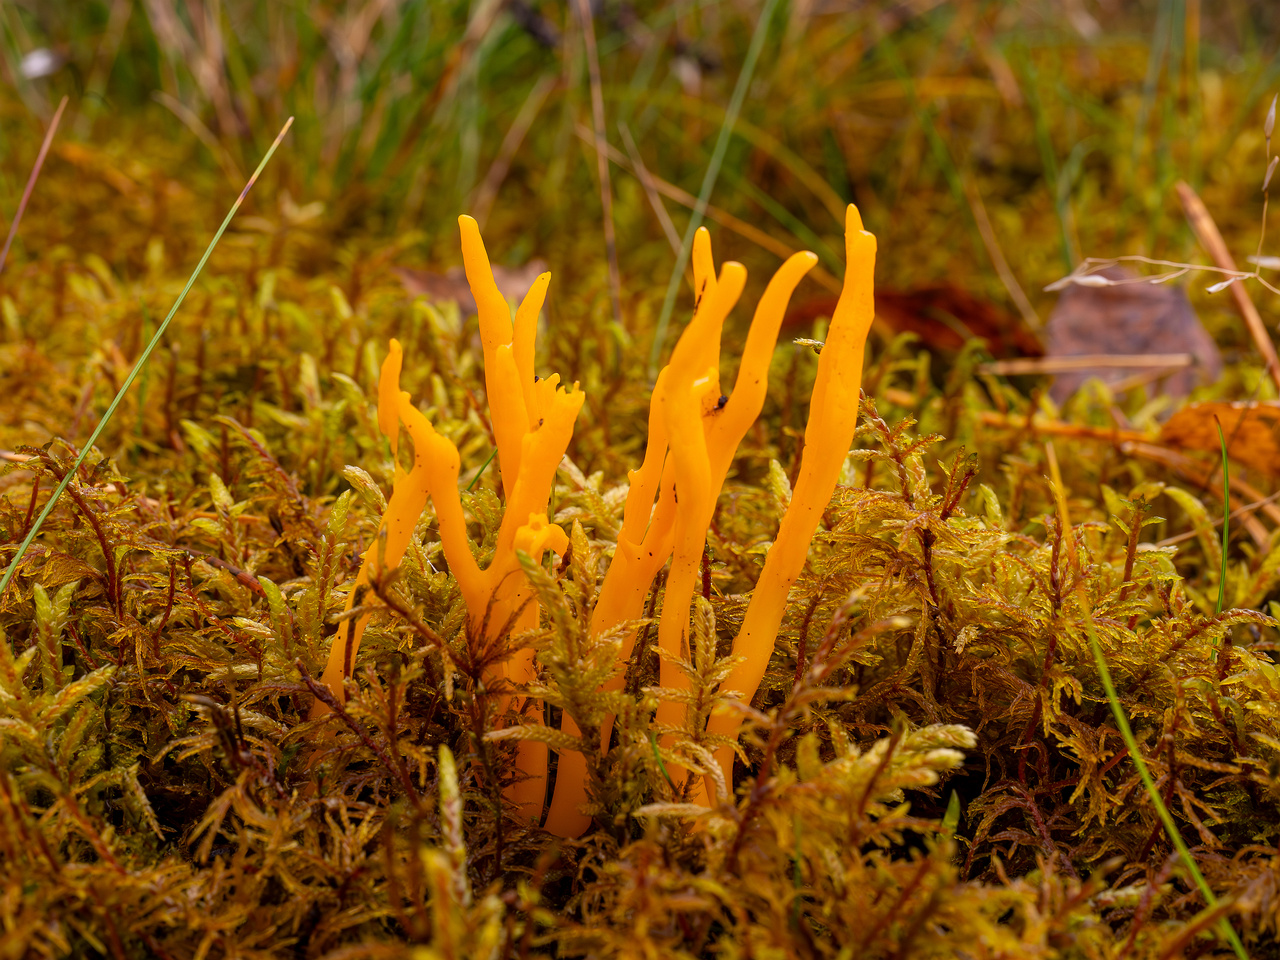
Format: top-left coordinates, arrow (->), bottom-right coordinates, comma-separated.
1159,401 -> 1280,478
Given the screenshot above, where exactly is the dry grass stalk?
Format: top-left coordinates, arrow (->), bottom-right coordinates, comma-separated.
575,0 -> 624,332
0,96 -> 67,277
962,173 -> 1041,333
574,123 -> 843,295
618,121 -> 683,258
983,354 -> 1193,375
1176,179 -> 1280,392
470,74 -> 557,229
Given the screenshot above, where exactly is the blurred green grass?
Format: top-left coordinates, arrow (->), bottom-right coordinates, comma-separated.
1,0 -> 1278,361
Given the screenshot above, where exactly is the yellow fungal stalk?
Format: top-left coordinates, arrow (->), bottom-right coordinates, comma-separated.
543,228 -> 820,836
703,205 -> 876,801
313,216 -> 582,824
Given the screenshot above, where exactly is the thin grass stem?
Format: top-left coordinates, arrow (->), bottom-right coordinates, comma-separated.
0,118 -> 294,603
466,447 -> 499,493
1048,440 -> 1245,957
647,0 -> 782,377
0,95 -> 67,278
575,0 -> 624,339
1083,617 -> 1246,959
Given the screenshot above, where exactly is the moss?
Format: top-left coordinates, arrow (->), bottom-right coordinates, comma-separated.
2,13 -> 1280,953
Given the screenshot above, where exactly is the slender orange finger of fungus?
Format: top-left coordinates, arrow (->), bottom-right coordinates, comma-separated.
709,250 -> 820,459
541,410 -> 675,834
703,204 -> 876,802
595,229 -> 735,672
545,237 -> 720,835
513,273 -> 548,421
652,263 -> 745,754
649,249 -> 826,805
439,367 -> 576,825
461,214 -> 544,497
457,217 -> 581,823
312,340 -> 437,718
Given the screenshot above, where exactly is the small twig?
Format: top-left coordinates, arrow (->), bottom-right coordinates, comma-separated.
1124,439 -> 1278,547
1156,488 -> 1280,548
983,354 -> 1193,375
978,409 -> 1148,444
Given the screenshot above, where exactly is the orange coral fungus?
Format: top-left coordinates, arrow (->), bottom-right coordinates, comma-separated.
313,216 -> 581,823
543,227 -> 822,836
316,208 -> 872,835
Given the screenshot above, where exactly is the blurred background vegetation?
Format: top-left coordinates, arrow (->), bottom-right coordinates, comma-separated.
2,0 -> 1278,360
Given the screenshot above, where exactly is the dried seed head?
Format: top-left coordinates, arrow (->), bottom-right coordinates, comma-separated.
1265,155 -> 1279,192
1267,93 -> 1277,140
1071,274 -> 1113,287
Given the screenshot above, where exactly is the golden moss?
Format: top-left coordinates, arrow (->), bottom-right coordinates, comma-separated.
4,78 -> 1280,960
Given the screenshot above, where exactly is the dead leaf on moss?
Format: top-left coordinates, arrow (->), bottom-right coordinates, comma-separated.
394,258 -> 548,315
1159,400 -> 1280,478
784,285 -> 1041,357
1045,267 -> 1221,402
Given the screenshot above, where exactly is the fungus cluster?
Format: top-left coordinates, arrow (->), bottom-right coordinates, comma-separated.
313,216 -> 583,821
315,207 -> 876,834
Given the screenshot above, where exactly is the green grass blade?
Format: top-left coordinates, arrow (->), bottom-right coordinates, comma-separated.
646,0 -> 782,378
1084,615 -> 1247,959
0,117 -> 294,603
465,446 -> 499,493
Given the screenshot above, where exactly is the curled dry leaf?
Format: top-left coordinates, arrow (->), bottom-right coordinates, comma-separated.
785,284 -> 1041,357
1045,267 -> 1221,403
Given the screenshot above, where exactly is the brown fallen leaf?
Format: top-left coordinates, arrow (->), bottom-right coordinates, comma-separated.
1045,266 -> 1221,403
785,284 -> 1041,358
1159,401 -> 1280,480
394,258 -> 549,315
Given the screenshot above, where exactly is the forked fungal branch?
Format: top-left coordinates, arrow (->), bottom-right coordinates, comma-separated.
313,216 -> 582,822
